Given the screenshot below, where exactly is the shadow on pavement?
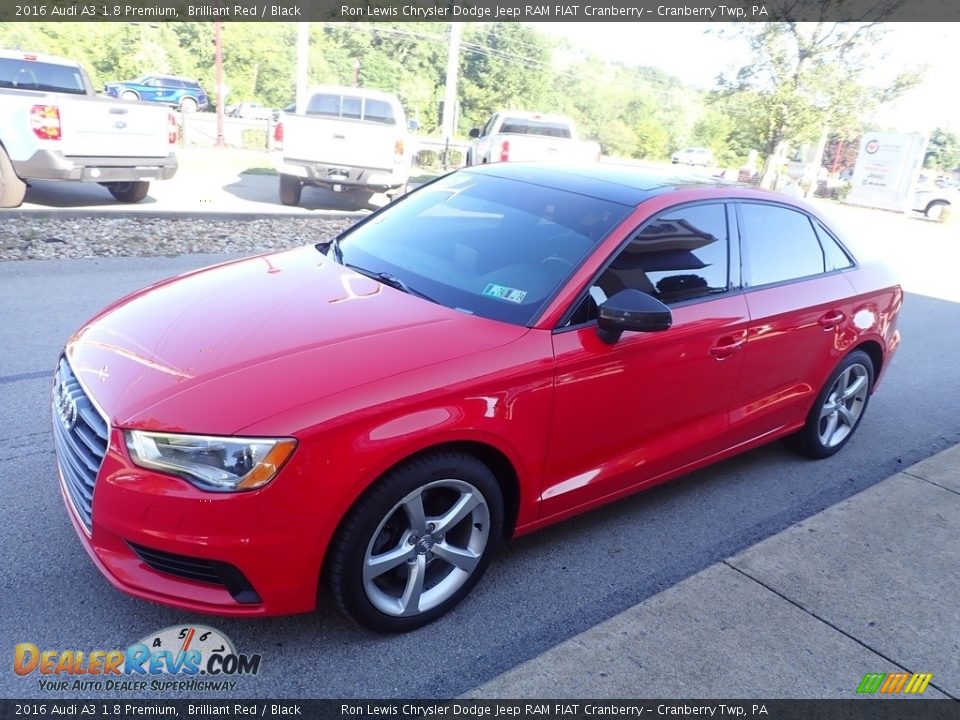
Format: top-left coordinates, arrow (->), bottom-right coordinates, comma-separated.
21,179 -> 157,208
223,172 -> 378,212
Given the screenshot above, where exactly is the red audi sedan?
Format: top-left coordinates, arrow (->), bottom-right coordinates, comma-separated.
53,164 -> 901,632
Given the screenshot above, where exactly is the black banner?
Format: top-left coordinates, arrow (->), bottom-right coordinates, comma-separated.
1,0 -> 960,22
2,700 -> 960,720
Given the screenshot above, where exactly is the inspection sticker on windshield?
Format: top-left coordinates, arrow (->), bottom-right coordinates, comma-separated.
482,283 -> 527,304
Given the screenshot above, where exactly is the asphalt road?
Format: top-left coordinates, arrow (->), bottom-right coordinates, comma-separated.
2,222 -> 959,700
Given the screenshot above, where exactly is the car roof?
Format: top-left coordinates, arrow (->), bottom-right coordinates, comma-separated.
462,162 -> 748,206
0,49 -> 80,67
498,110 -> 574,124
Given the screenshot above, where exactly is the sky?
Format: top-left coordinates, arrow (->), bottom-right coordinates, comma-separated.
533,22 -> 960,134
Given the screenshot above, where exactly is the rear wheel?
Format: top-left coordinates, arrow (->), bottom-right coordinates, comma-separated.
325,452 -> 503,632
0,146 -> 27,208
788,350 -> 874,459
925,200 -> 949,221
106,181 -> 149,203
279,174 -> 302,206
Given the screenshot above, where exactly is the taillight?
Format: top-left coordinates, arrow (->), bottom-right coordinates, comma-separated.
274,122 -> 283,143
394,139 -> 405,156
168,113 -> 177,144
30,105 -> 61,141
499,140 -> 510,162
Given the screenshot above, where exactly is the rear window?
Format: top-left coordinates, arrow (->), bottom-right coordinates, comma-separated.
0,58 -> 85,94
305,93 -> 397,125
499,118 -> 572,139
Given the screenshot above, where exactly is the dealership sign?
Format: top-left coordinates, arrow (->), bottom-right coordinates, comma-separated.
847,132 -> 927,212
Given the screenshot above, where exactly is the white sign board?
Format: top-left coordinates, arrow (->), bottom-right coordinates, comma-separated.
847,132 -> 927,212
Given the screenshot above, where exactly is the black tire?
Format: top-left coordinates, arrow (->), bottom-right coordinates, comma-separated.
0,146 -> 27,208
106,181 -> 149,203
180,97 -> 198,113
925,200 -> 949,221
325,452 -> 504,633
279,174 -> 302,206
788,350 -> 875,459
121,90 -> 138,101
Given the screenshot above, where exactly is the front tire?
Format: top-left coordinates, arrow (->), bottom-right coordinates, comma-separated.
789,350 -> 874,459
279,174 -> 302,206
925,200 -> 949,221
121,90 -> 138,101
180,97 -> 198,113
325,452 -> 504,633
0,146 -> 27,208
106,181 -> 149,203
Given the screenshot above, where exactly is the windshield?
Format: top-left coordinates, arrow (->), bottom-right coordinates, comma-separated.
336,172 -> 632,326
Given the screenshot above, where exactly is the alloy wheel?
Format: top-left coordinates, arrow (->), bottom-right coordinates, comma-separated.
817,362 -> 869,448
362,479 -> 489,617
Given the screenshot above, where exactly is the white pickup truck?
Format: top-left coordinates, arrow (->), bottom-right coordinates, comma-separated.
466,111 -> 601,166
0,49 -> 177,208
276,85 -> 413,206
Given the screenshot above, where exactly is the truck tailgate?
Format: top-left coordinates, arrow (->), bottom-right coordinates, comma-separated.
284,115 -> 399,170
58,98 -> 170,158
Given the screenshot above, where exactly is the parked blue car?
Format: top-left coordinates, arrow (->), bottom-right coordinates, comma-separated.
104,75 -> 208,112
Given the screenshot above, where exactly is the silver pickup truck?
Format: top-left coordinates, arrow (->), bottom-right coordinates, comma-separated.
0,49 -> 177,208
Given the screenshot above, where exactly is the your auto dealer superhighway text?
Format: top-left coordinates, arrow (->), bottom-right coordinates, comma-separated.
341,705 -> 763,717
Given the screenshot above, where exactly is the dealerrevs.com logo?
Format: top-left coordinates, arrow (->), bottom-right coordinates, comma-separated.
13,625 -> 261,693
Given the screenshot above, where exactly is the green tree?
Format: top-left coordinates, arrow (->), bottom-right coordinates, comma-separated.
924,128 -> 960,171
717,21 -> 919,186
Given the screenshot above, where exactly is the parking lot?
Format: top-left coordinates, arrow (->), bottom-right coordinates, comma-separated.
1,195 -> 958,698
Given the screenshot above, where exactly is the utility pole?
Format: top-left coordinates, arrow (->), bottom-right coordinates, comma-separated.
214,20 -> 224,148
353,59 -> 361,88
296,23 -> 309,110
441,22 -> 461,154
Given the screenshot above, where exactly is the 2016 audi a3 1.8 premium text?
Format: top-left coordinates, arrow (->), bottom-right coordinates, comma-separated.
52,163 -> 902,632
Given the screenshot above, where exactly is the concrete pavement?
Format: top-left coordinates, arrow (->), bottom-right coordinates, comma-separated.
468,445 -> 960,699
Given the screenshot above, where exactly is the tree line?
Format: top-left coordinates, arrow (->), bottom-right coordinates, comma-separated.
2,20 -> 950,175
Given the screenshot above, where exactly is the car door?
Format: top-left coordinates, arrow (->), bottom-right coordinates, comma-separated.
727,201 -> 857,447
542,201 -> 750,518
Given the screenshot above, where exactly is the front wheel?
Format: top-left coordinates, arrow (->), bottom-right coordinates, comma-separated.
106,181 -> 149,203
325,452 -> 503,632
180,97 -> 198,113
788,350 -> 874,459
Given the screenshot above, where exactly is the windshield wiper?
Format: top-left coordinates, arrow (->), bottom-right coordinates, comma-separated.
344,264 -> 437,304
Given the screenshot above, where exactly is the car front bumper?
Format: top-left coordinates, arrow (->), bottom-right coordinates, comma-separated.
15,150 -> 178,183
56,422 -> 324,617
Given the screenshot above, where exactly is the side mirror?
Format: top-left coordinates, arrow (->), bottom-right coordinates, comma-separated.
407,119 -> 420,132
596,289 -> 672,344
468,128 -> 480,139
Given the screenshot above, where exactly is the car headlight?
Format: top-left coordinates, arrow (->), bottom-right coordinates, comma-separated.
125,430 -> 297,492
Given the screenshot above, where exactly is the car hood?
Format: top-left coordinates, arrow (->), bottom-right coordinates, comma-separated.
65,246 -> 528,434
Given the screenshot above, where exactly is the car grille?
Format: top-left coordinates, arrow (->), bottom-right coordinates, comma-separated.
128,542 -> 262,604
52,358 -> 109,532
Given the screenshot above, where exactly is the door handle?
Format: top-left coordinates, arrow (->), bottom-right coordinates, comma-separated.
818,311 -> 845,330
710,334 -> 746,360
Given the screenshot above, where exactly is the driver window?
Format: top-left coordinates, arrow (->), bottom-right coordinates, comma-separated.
568,203 -> 730,325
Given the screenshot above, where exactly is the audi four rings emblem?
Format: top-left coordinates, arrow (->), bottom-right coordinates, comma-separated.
54,378 -> 78,431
